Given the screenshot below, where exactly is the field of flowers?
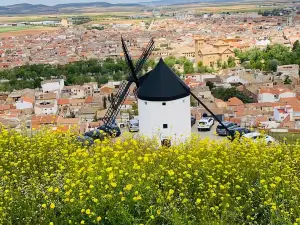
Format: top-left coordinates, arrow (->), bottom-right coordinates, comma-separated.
0,128 -> 300,225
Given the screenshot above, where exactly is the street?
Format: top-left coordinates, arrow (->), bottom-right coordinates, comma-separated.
192,123 -> 225,140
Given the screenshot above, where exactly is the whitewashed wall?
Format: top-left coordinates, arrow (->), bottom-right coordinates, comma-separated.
138,95 -> 191,145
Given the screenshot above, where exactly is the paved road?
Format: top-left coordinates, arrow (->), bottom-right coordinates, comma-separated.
192,123 -> 225,140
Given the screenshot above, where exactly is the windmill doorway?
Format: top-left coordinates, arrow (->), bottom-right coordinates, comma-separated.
161,139 -> 171,147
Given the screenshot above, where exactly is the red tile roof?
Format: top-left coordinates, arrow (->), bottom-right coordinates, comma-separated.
58,98 -> 70,105
0,105 -> 11,111
20,96 -> 34,104
227,97 -> 243,106
259,88 -> 293,95
57,117 -> 80,125
85,96 -> 93,103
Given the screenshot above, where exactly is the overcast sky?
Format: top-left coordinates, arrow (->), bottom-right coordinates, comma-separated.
0,0 -> 149,6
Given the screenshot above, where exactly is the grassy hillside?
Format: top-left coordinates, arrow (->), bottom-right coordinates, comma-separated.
0,128 -> 300,224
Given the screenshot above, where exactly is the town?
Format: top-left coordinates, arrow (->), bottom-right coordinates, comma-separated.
2,1 -> 300,224
1,5 -> 300,141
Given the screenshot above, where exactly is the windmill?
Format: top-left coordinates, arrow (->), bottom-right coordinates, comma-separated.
99,37 -> 155,136
135,59 -> 231,145
100,37 -> 230,144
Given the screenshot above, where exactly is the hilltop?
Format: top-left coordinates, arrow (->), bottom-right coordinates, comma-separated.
0,2 -> 141,15
0,128 -> 299,224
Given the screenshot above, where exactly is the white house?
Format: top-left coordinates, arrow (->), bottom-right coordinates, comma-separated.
258,88 -> 296,103
185,74 -> 216,83
137,59 -> 191,145
277,64 -> 299,78
15,97 -> 34,110
34,103 -> 58,115
41,79 -> 64,94
255,38 -> 271,47
225,75 -> 248,84
34,93 -> 58,115
70,86 -> 89,99
274,106 -> 293,122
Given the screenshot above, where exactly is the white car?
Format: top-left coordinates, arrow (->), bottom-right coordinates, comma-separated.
198,117 -> 214,131
128,119 -> 139,132
242,132 -> 277,144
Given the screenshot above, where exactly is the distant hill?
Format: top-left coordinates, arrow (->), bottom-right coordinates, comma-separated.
0,2 -> 141,15
140,0 -> 257,6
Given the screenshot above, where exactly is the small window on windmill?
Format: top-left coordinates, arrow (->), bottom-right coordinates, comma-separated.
163,124 -> 168,129
145,102 -> 147,105
162,102 -> 166,106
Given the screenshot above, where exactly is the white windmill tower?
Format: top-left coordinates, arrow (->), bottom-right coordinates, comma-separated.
136,58 -> 191,145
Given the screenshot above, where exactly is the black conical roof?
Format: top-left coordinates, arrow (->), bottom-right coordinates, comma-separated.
137,58 -> 190,101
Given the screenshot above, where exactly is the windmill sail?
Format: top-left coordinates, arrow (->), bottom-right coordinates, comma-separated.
101,38 -> 154,128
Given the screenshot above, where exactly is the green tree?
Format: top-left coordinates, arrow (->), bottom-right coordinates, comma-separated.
183,60 -> 194,74
217,59 -> 222,68
206,81 -> 215,91
227,56 -> 236,68
145,59 -> 156,70
132,102 -> 138,115
284,75 -> 292,84
190,96 -> 197,107
176,56 -> 187,65
212,87 -> 254,103
164,56 -> 176,68
222,62 -> 228,69
266,59 -> 278,72
197,61 -> 203,68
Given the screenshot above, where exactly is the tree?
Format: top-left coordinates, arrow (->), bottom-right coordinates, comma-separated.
176,56 -> 187,65
206,81 -> 215,91
284,75 -> 292,85
222,62 -> 228,69
190,96 -> 197,107
217,59 -> 222,68
293,40 -> 300,52
145,59 -> 156,70
266,59 -> 278,72
183,60 -> 194,74
164,56 -> 176,68
227,56 -> 236,68
132,102 -> 138,116
197,61 -> 204,68
211,87 -> 254,103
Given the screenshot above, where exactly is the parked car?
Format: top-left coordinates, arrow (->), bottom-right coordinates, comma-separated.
216,122 -> 239,136
128,119 -> 139,132
242,132 -> 277,144
191,116 -> 196,126
198,117 -> 214,131
227,127 -> 251,139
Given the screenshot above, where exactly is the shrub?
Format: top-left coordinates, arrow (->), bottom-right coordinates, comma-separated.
0,128 -> 300,224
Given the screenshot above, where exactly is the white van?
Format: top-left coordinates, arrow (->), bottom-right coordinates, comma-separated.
128,119 -> 139,132
198,117 -> 214,131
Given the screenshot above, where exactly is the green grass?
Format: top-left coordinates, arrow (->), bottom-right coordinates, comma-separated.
0,26 -> 45,33
268,132 -> 300,144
